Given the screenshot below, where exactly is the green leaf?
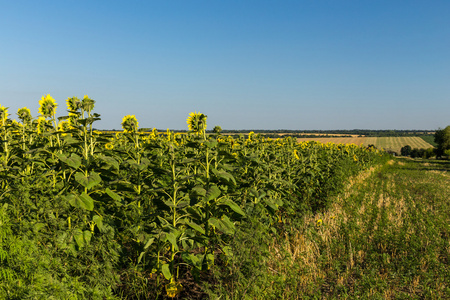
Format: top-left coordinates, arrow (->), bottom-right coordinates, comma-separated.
144,238 -> 155,250
190,186 -> 206,198
83,230 -> 92,245
56,153 -> 82,169
105,188 -> 122,204
67,193 -> 94,211
66,153 -> 82,169
212,168 -> 236,185
79,192 -> 95,211
181,253 -> 203,270
208,217 -> 234,234
204,140 -> 218,148
33,222 -> 46,233
220,215 -> 235,234
218,199 -> 245,216
263,198 -> 279,211
93,215 -> 103,231
137,252 -> 145,264
161,263 -> 172,280
204,185 -> 221,201
98,155 -> 119,170
62,135 -> 80,145
73,229 -> 84,248
186,221 -> 205,235
166,232 -> 178,251
75,171 -> 102,190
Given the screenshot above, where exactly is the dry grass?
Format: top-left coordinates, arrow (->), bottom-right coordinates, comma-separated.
266,159 -> 450,299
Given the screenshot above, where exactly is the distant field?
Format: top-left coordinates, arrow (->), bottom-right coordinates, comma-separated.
371,137 -> 433,153
297,136 -> 433,153
296,137 -> 367,145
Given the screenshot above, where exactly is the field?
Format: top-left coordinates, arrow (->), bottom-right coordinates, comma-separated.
0,98 -> 388,299
0,98 -> 446,299
296,136 -> 433,153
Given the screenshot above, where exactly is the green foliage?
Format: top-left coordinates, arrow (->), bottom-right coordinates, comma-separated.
434,126 -> 450,157
0,98 -> 388,298
401,145 -> 412,156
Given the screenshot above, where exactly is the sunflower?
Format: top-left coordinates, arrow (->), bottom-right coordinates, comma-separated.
121,115 -> 139,133
81,95 -> 95,112
247,131 -> 255,141
36,116 -> 49,134
0,105 -> 9,126
58,120 -> 71,136
293,149 -> 300,160
186,112 -> 207,134
66,97 -> 81,112
17,107 -> 32,124
165,280 -> 183,298
39,94 -> 57,118
105,142 -> 114,150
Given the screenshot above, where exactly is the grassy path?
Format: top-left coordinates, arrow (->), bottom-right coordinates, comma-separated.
210,158 -> 450,299
297,158 -> 450,299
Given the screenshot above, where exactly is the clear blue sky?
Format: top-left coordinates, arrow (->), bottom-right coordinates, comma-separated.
1,0 -> 449,130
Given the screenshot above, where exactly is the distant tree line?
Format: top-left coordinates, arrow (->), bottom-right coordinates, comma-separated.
213,129 -> 435,137
100,128 -> 435,138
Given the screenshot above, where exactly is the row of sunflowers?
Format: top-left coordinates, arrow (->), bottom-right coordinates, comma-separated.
0,95 -> 387,298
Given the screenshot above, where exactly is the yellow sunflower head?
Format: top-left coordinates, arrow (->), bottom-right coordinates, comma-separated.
293,149 -> 300,160
81,95 -> 95,112
186,111 -> 207,134
67,112 -> 79,129
17,107 -> 32,124
66,97 -> 81,112
36,116 -> 49,134
0,105 -> 9,126
121,115 -> 139,133
248,131 -> 255,141
58,120 -> 71,136
39,94 -> 57,118
105,142 -> 114,150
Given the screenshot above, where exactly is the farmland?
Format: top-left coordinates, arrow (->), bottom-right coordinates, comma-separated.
296,136 -> 433,153
0,97 -> 389,299
0,96 -> 446,299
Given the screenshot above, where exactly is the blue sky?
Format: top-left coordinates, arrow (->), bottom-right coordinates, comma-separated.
1,0 -> 449,130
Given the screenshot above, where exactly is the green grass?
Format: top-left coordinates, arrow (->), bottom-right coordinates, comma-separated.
207,158 -> 450,299
418,135 -> 437,147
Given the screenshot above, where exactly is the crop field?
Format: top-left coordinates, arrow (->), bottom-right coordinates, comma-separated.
296,136 -> 367,145
374,136 -> 433,153
0,96 -> 389,299
297,136 -> 433,153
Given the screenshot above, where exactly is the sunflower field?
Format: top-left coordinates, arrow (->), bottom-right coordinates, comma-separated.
0,95 -> 388,299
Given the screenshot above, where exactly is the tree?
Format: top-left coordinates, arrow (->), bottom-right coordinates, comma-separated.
213,125 -> 222,134
401,145 -> 412,156
434,126 -> 450,158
